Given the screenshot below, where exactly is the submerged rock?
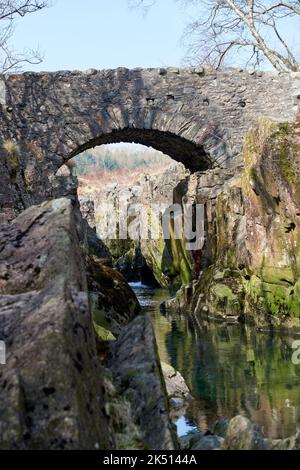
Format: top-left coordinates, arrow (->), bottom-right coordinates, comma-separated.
179,430 -> 223,450
222,415 -> 266,450
161,362 -> 191,407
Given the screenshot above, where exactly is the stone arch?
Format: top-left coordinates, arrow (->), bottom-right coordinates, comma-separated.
2,67 -> 299,181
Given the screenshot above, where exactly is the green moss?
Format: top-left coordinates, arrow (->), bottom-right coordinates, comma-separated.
213,270 -> 225,280
3,140 -> 20,185
259,266 -> 295,286
162,217 -> 193,289
93,322 -> 116,341
89,293 -> 112,329
212,283 -> 237,300
248,166 -> 258,182
207,281 -> 244,317
245,275 -> 300,318
267,121 -> 300,187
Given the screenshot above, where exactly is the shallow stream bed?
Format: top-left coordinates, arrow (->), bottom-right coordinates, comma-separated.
130,283 -> 300,440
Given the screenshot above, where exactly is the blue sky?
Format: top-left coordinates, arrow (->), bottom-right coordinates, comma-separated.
12,0 -> 300,72
12,0 -> 193,71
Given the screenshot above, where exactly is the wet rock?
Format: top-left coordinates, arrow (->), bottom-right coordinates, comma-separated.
222,416 -> 266,450
176,119 -> 300,328
179,430 -> 223,450
191,434 -> 223,450
0,198 -> 111,449
109,314 -> 178,450
87,255 -> 141,337
161,362 -> 191,404
212,418 -> 229,438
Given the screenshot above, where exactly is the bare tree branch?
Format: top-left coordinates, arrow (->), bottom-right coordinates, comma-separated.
0,1 -> 49,73
131,0 -> 300,72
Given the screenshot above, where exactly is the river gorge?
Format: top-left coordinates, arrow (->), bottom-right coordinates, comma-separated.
0,68 -> 300,450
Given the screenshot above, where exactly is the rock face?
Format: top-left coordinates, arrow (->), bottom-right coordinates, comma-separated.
78,163 -> 195,290
0,196 -> 175,450
109,315 -> 178,450
83,117 -> 300,327
87,255 -> 141,337
0,198 -> 111,449
167,119 -> 300,328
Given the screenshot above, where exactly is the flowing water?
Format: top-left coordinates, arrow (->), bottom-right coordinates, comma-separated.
130,282 -> 300,439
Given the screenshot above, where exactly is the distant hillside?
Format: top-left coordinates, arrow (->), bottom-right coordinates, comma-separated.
73,144 -> 172,176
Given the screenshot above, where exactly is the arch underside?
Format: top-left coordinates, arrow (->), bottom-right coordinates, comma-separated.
68,128 -> 212,172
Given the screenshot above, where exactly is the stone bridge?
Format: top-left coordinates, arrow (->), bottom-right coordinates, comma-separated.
0,67 -> 300,213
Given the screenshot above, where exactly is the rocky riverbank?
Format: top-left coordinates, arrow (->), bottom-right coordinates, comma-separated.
0,197 -> 177,449
164,118 -> 300,329
180,415 -> 300,450
80,118 -> 300,330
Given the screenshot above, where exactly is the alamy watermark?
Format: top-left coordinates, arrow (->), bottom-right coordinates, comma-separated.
97,200 -> 205,251
292,340 -> 300,365
0,340 -> 5,365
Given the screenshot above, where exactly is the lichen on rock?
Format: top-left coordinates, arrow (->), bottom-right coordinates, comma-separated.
166,118 -> 300,328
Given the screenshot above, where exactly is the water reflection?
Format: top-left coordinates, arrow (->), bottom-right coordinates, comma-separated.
131,283 -> 300,439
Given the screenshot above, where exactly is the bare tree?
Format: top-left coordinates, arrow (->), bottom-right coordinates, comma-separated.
0,1 -> 49,73
130,0 -> 300,72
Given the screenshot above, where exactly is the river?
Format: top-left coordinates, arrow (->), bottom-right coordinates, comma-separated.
130,282 -> 300,440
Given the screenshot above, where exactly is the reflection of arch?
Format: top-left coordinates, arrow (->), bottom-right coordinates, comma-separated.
67,128 -> 212,172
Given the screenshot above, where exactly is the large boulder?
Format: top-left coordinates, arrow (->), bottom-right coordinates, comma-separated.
0,198 -> 111,449
87,255 -> 141,337
222,416 -> 266,450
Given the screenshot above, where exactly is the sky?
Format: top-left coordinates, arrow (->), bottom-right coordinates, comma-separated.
12,0 -> 195,71
11,0 -> 300,73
